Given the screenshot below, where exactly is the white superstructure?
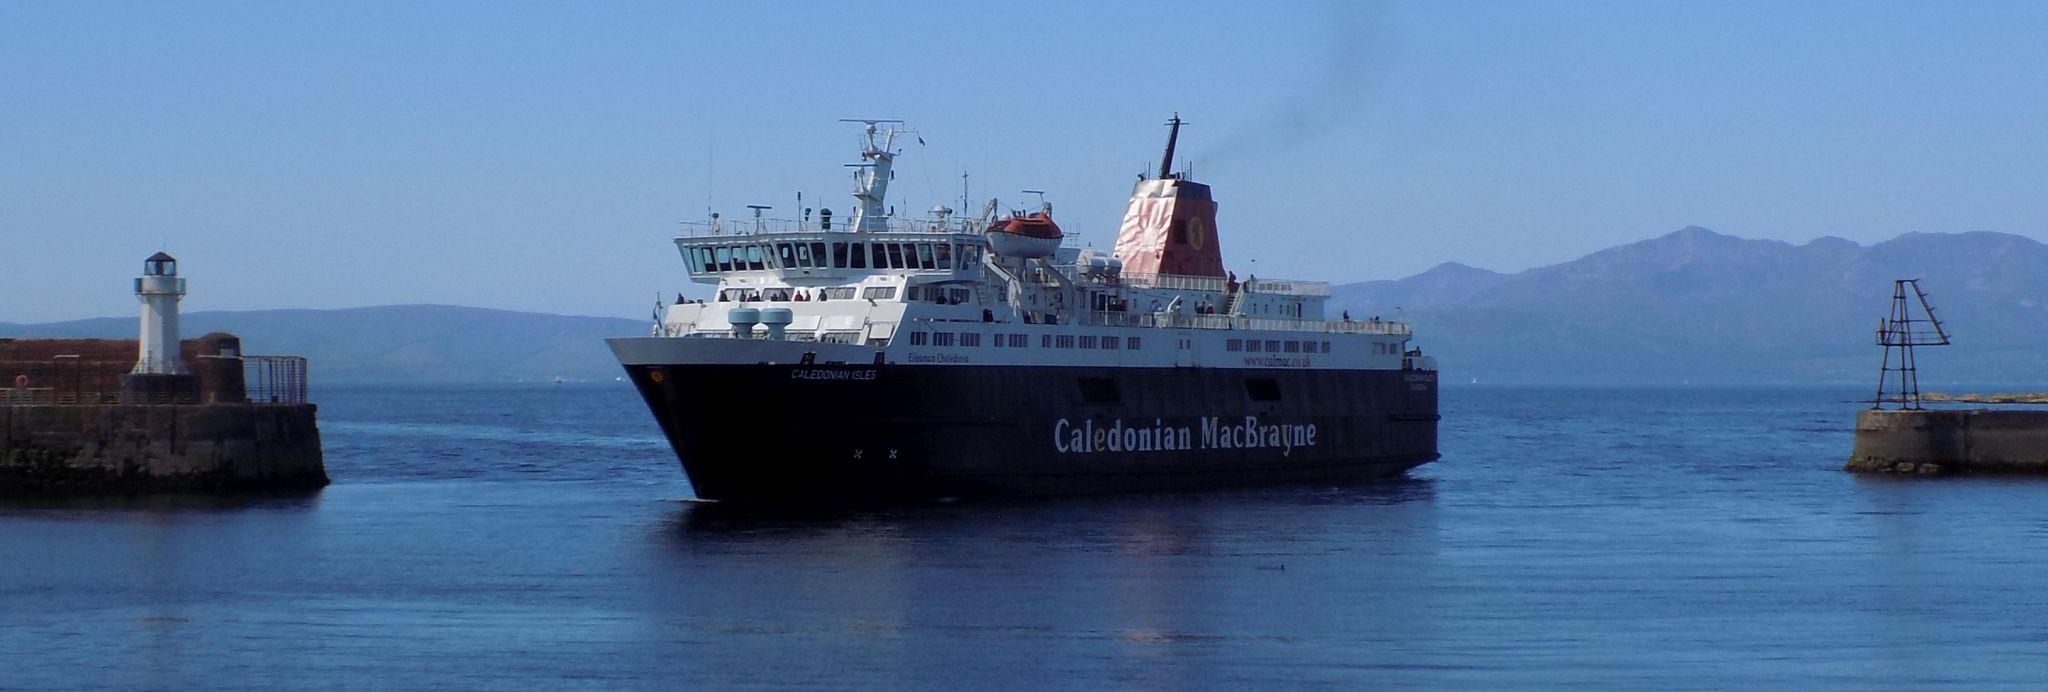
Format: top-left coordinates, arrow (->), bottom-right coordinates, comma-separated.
634,120 -> 1434,374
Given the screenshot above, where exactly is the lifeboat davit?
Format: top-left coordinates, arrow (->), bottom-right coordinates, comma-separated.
987,211 -> 1063,258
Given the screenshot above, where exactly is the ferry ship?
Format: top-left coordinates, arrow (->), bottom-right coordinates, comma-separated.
610,117 -> 1439,503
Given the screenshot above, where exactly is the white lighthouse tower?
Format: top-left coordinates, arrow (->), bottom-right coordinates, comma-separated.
132,252 -> 188,375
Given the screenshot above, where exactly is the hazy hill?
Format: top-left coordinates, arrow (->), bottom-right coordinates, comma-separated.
0,305 -> 646,383
1332,228 -> 2048,384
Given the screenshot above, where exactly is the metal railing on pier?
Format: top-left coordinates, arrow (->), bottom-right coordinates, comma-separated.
1,355 -> 309,406
1,359 -> 127,405
245,356 -> 308,404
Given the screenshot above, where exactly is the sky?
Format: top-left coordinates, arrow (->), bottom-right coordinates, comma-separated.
4,0 -> 2047,323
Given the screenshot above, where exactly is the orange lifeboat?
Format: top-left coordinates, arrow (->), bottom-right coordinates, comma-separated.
987,210 -> 1063,258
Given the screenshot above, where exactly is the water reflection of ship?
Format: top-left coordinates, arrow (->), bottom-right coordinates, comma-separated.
644,484 -> 1443,682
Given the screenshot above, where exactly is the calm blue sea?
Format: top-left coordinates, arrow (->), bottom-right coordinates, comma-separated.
6,383 -> 2048,690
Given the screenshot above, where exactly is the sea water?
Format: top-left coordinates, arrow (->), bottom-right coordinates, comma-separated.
4,383 -> 2048,689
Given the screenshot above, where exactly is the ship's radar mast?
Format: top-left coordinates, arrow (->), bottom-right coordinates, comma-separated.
840,118 -> 904,232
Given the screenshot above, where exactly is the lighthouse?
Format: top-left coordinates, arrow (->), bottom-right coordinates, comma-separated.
133,252 -> 188,375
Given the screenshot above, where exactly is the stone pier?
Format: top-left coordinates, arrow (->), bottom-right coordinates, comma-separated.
1,402 -> 325,494
1846,409 -> 2048,475
2,333 -> 325,495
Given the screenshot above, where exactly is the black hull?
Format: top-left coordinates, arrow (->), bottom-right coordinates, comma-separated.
622,363 -> 1438,504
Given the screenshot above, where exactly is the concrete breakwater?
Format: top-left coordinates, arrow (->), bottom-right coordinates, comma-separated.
1846,409 -> 2048,475
1,403 -> 325,494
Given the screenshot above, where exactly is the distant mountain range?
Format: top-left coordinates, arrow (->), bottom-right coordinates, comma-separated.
0,305 -> 645,383
6,228 -> 2041,385
1330,227 -> 2048,384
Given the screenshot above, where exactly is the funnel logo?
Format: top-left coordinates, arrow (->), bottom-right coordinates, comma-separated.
1186,217 -> 1207,250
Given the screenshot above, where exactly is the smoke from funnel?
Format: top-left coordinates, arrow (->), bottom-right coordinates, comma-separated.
1194,1 -> 1391,172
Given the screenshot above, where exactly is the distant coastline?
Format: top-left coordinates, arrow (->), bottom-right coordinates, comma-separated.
8,228 -> 2046,386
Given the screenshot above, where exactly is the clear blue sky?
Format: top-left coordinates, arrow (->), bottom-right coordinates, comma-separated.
5,1 -> 2046,323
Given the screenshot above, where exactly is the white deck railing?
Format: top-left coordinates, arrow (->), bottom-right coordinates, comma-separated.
1118,272 -> 1331,297
677,217 -> 985,237
1072,310 -> 1408,335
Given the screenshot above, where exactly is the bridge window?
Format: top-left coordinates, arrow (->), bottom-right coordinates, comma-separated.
934,243 -> 952,269
832,242 -> 850,268
916,243 -> 936,269
868,243 -> 885,268
746,245 -> 766,270
776,242 -> 797,268
715,246 -> 734,272
811,242 -> 828,267
879,243 -> 901,269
